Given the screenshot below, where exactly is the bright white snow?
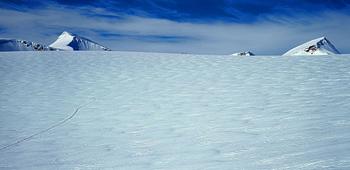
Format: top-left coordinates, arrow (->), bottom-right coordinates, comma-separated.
49,31 -> 111,51
1,52 -> 350,169
283,37 -> 340,56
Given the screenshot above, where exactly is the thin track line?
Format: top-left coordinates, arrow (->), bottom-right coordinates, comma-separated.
0,98 -> 96,152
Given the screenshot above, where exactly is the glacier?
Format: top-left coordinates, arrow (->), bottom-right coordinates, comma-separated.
0,52 -> 350,170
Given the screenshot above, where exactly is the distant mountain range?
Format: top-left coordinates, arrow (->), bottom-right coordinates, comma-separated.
0,31 -> 111,52
230,37 -> 341,56
0,39 -> 55,51
0,34 -> 342,55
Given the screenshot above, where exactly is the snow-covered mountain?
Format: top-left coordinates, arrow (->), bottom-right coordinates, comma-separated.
283,37 -> 340,56
0,32 -> 111,52
49,31 -> 111,51
0,39 -> 55,51
231,51 -> 255,56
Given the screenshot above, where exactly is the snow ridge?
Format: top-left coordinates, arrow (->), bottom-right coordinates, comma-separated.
0,39 -> 56,51
231,51 -> 255,56
283,37 -> 340,56
49,31 -> 111,51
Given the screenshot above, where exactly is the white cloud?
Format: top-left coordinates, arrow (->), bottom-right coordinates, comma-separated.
0,7 -> 349,55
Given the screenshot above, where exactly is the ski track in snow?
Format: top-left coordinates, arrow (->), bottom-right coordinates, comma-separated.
0,52 -> 350,169
0,98 -> 95,152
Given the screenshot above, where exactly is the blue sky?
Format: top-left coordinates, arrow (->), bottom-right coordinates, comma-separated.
0,0 -> 349,54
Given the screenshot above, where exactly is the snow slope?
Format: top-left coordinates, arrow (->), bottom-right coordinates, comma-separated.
1,52 -> 350,169
49,31 -> 111,51
283,37 -> 340,56
231,51 -> 255,56
0,39 -> 54,51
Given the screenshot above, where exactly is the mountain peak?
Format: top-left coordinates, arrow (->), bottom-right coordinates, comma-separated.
62,31 -> 71,35
59,31 -> 73,37
231,51 -> 255,56
283,36 -> 340,56
50,32 -> 111,51
317,36 -> 326,40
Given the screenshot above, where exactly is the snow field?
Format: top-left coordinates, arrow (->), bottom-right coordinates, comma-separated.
1,52 -> 350,169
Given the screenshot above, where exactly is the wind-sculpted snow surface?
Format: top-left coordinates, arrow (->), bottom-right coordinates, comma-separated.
1,52 -> 350,169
